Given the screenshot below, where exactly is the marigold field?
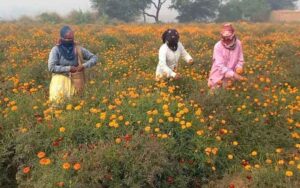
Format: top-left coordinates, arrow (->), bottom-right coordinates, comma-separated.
0,23 -> 299,188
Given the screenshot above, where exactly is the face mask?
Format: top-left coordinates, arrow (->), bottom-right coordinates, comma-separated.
221,36 -> 237,50
167,35 -> 179,51
61,39 -> 74,47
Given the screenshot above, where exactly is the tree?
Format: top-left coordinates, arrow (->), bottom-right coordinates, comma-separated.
142,0 -> 169,23
91,0 -> 169,23
37,12 -> 62,24
218,0 -> 243,22
67,10 -> 96,24
218,0 -> 273,22
266,0 -> 297,10
241,0 -> 271,22
217,0 -> 297,22
91,0 -> 148,22
171,0 -> 221,22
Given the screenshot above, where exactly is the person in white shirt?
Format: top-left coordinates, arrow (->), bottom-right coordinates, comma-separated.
155,29 -> 193,80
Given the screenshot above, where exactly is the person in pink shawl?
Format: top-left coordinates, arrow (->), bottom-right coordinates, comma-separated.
208,24 -> 246,89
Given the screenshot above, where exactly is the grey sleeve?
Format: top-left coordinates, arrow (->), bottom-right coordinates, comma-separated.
81,47 -> 98,68
48,47 -> 71,73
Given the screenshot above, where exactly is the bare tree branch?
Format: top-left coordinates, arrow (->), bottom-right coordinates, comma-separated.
150,0 -> 158,9
143,11 -> 157,19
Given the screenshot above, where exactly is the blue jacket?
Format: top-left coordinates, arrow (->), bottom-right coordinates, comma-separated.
48,46 -> 98,75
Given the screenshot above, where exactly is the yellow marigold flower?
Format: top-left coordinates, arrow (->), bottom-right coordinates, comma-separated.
278,160 -> 285,165
266,159 -> 272,164
276,148 -> 283,153
285,170 -> 293,177
115,138 -> 122,144
161,134 -> 168,139
168,117 -> 174,122
251,151 -> 258,156
164,111 -> 171,117
149,117 -> 153,123
228,154 -> 234,160
183,108 -> 189,113
100,112 -> 106,120
162,104 -> 168,111
195,109 -> 202,116
152,109 -> 158,115
186,122 -> 192,128
118,116 -> 124,121
196,130 -> 204,136
144,126 -> 151,132
244,165 -> 251,171
74,105 -> 82,111
59,127 -> 65,133
232,141 -> 239,146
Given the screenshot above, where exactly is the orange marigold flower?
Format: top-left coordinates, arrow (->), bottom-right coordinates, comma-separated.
73,163 -> 81,171
57,182 -> 65,187
37,151 -> 46,159
39,158 -> 51,165
62,162 -> 71,170
23,166 -> 30,174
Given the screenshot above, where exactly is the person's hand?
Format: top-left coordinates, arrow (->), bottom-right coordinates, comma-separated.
233,73 -> 246,81
70,66 -> 77,73
235,67 -> 243,74
77,65 -> 85,72
174,73 -> 182,80
188,59 -> 194,65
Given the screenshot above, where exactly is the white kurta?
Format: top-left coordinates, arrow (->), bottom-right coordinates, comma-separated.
156,42 -> 193,79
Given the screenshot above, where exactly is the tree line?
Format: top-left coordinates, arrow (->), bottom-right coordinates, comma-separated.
91,0 -> 297,23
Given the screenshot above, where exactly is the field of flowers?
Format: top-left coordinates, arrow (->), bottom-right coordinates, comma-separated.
0,23 -> 299,187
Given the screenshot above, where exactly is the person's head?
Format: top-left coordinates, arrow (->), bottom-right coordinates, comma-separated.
60,26 -> 74,45
162,29 -> 180,51
221,23 -> 235,45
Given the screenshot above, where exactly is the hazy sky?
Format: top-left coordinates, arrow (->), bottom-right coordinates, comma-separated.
0,0 -> 177,22
0,0 -> 299,21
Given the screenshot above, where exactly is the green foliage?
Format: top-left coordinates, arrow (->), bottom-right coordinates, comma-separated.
38,12 -> 62,24
241,0 -> 271,22
218,0 -> 244,22
267,0 -> 297,10
91,0 -> 149,22
171,0 -> 221,22
218,0 -> 297,22
67,10 -> 96,24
